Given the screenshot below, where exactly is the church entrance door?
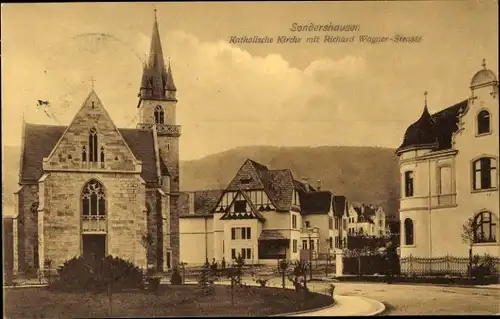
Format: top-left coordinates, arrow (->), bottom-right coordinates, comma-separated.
82,234 -> 106,261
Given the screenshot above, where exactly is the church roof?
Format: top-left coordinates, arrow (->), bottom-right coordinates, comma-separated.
396,99 -> 468,155
19,123 -> 169,183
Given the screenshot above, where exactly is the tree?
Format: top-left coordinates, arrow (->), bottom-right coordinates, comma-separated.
461,217 -> 476,279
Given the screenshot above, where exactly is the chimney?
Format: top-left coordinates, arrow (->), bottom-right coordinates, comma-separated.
301,177 -> 310,191
316,180 -> 322,191
188,192 -> 195,214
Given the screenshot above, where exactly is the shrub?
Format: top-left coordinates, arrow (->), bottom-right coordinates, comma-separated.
147,276 -> 161,293
255,278 -> 268,287
49,256 -> 144,292
170,267 -> 182,285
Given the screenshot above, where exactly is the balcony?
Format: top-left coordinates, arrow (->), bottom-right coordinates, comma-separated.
400,193 -> 457,211
136,123 -> 182,137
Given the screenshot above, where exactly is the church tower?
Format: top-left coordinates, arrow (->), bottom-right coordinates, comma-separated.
137,11 -> 181,267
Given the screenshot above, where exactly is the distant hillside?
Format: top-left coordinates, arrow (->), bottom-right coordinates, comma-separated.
180,146 -> 400,217
2,145 -> 401,217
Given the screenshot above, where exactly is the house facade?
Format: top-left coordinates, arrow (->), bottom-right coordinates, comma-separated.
178,159 -> 348,265
396,60 -> 499,258
345,204 -> 387,237
11,15 -> 181,273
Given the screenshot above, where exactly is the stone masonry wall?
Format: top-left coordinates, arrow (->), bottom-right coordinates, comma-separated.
158,136 -> 180,268
17,183 -> 38,273
42,172 -> 147,269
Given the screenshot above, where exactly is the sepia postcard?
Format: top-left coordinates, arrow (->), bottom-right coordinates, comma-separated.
1,1 -> 499,317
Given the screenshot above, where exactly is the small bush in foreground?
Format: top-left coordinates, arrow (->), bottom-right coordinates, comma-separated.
49,256 -> 144,292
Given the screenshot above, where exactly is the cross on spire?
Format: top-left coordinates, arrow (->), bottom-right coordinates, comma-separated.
424,90 -> 428,106
482,58 -> 487,69
154,7 -> 157,20
89,76 -> 96,89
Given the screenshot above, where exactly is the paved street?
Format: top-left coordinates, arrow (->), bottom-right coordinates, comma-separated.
265,278 -> 500,315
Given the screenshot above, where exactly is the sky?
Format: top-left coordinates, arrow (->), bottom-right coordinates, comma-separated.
1,1 -> 498,160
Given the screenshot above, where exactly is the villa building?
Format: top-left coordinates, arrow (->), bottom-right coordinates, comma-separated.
178,159 -> 348,265
396,60 -> 499,258
345,204 -> 388,238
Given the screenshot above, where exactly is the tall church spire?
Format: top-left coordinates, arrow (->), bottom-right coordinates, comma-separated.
138,9 -> 171,102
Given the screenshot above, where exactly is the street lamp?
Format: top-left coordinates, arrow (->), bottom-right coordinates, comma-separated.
307,226 -> 319,280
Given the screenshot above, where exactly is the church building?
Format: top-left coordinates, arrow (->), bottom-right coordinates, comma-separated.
396,60 -> 499,259
12,15 -> 181,274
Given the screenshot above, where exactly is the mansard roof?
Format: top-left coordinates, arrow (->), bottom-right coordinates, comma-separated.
19,123 -> 169,183
396,100 -> 468,155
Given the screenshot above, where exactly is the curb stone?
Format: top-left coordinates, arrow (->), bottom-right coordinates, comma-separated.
268,300 -> 336,317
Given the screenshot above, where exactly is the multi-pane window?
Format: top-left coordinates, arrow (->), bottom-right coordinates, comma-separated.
81,179 -> 106,232
309,239 -> 315,251
379,220 -> 383,227
473,157 -> 497,190
234,200 -> 247,213
477,110 -> 491,135
241,248 -> 252,259
292,215 -> 297,229
231,227 -> 251,240
334,236 -> 339,248
293,239 -> 297,253
473,212 -> 497,243
155,105 -> 164,124
335,218 -> 339,230
302,240 -> 307,250
404,171 -> 414,197
404,218 -> 414,246
231,249 -> 236,259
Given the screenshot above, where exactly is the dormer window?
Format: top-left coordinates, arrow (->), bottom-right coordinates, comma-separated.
240,178 -> 251,184
477,110 -> 491,135
154,105 -> 164,125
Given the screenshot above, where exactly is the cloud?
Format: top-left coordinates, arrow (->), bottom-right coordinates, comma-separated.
3,28 -> 404,159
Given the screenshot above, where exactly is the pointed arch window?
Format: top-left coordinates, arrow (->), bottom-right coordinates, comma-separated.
82,146 -> 87,162
477,110 -> 491,135
404,218 -> 414,246
81,179 -> 106,232
155,105 -> 164,125
473,211 -> 497,243
88,128 -> 98,162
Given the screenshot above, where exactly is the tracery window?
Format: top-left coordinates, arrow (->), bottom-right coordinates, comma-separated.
154,105 -> 164,125
81,179 -> 106,232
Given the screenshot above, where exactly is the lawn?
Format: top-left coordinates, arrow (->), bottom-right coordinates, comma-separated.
4,284 -> 333,318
